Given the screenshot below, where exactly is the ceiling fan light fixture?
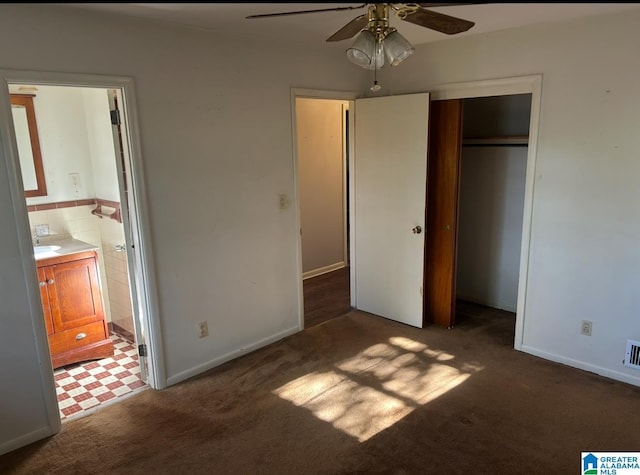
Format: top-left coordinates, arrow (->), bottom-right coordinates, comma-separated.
383,29 -> 415,66
347,30 -> 385,70
346,30 -> 376,68
363,37 -> 385,70
248,3 -> 475,70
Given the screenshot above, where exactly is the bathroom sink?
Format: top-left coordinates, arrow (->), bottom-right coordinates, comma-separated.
34,245 -> 61,254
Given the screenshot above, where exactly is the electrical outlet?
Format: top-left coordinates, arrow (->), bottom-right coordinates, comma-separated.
581,320 -> 592,336
197,321 -> 209,338
35,224 -> 50,237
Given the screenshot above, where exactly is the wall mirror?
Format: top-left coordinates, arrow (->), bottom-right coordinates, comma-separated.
10,94 -> 47,197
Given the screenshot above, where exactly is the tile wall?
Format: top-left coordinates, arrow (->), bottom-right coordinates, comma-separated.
98,216 -> 135,335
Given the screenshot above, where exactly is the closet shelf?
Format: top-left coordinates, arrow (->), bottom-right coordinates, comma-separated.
462,135 -> 529,146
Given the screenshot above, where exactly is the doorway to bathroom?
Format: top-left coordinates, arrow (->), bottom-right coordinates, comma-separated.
8,81 -> 153,421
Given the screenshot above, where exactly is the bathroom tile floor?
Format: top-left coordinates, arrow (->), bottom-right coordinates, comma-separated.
54,333 -> 146,421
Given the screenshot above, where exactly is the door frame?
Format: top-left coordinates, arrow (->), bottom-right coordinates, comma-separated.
290,88 -> 357,330
0,69 -> 166,429
429,74 -> 543,350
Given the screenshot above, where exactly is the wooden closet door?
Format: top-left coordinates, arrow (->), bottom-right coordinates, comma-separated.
424,99 -> 463,328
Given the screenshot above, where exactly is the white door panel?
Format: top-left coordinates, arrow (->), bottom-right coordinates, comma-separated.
353,93 -> 429,327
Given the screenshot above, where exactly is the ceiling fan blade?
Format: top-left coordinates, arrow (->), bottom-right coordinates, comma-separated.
326,15 -> 368,42
401,8 -> 475,35
246,4 -> 365,19
416,3 -> 483,7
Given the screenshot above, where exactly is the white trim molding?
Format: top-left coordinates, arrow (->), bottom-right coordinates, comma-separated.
302,262 -> 346,280
522,345 -> 640,388
0,427 -> 55,457
290,88 -> 358,331
428,74 -> 543,352
166,326 -> 300,387
429,74 -> 542,101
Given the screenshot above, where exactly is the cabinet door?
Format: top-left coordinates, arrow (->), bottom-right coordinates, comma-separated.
45,256 -> 105,332
37,267 -> 54,335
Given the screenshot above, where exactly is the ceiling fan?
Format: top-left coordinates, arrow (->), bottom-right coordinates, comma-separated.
247,3 -> 477,73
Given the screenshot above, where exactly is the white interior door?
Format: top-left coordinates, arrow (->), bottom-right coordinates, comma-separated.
107,90 -> 150,384
353,93 -> 429,327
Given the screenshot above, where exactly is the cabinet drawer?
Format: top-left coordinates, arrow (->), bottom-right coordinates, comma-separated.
48,321 -> 108,356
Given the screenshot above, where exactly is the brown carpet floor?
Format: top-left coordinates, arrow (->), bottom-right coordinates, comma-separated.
2,308 -> 639,474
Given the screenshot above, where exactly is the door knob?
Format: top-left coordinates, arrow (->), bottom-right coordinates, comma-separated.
412,226 -> 422,234
75,332 -> 87,341
47,279 -> 55,285
39,281 -> 46,287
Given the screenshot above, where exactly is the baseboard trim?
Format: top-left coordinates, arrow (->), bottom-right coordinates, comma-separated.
166,326 -> 300,387
108,322 -> 135,342
456,295 -> 517,313
302,262 -> 345,280
0,425 -> 56,456
520,345 -> 640,387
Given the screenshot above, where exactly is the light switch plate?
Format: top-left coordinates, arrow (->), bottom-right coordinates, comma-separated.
69,172 -> 81,195
197,321 -> 209,338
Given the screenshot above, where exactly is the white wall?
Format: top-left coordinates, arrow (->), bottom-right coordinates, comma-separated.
10,85 -> 97,205
296,98 -> 346,276
0,3 -> 363,454
456,146 -> 527,312
11,85 -> 119,205
82,88 -> 120,202
381,8 -> 640,385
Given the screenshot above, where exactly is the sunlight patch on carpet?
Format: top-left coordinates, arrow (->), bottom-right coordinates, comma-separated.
273,338 -> 481,442
275,371 -> 412,442
389,336 -> 456,361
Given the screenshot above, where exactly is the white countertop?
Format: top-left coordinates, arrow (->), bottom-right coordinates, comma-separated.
34,238 -> 99,261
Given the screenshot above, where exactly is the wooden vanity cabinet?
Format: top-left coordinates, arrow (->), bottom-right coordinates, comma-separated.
37,250 -> 114,369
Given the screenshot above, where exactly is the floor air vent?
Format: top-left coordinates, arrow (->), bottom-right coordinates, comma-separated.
624,340 -> 640,370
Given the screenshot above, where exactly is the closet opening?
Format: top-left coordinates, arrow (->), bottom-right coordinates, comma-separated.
455,93 -> 532,341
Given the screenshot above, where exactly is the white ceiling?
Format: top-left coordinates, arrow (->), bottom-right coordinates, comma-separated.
64,3 -> 640,48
